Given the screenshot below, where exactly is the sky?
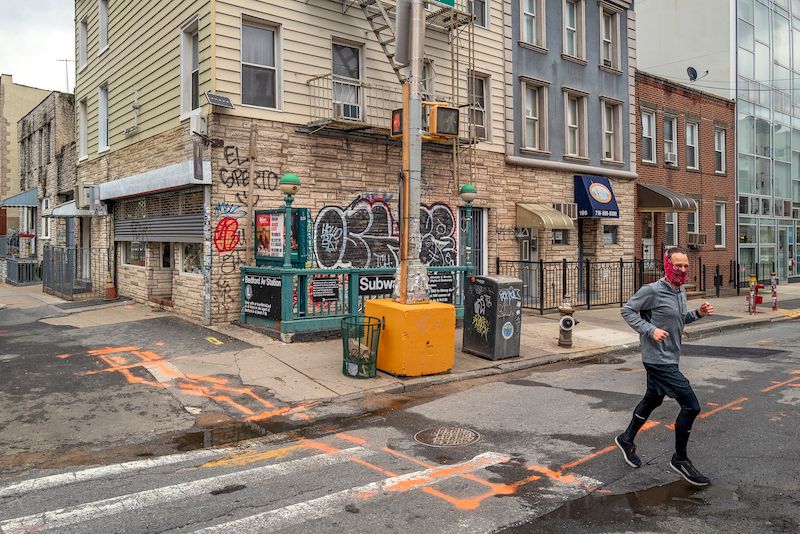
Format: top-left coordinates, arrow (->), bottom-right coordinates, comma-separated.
0,1 -> 75,92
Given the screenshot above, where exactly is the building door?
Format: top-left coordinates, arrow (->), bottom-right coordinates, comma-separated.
459,207 -> 485,275
79,217 -> 92,280
778,227 -> 789,281
641,213 -> 654,261
518,228 -> 538,306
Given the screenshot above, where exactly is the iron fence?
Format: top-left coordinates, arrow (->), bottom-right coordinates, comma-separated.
5,257 -> 41,285
42,246 -> 110,300
0,236 -> 6,258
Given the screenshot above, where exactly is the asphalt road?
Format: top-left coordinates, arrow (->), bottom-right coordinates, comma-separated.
0,320 -> 797,533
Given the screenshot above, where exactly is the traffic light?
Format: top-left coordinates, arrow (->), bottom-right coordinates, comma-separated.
426,103 -> 459,138
391,108 -> 403,138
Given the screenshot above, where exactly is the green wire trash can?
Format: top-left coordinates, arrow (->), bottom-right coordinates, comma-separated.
341,315 -> 382,379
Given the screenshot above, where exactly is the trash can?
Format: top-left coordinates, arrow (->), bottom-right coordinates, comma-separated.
342,315 -> 382,378
463,275 -> 523,360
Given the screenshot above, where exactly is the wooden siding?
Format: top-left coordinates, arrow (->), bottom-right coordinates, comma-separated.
74,0 -> 212,163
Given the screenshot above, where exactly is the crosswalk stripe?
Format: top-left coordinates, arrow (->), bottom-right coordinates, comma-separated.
0,447 -> 242,498
0,446 -> 369,534
195,452 -> 509,533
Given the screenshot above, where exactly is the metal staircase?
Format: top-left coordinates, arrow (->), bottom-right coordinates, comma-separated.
359,0 -> 405,82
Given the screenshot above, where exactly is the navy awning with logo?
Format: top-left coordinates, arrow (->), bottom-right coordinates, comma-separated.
574,175 -> 619,218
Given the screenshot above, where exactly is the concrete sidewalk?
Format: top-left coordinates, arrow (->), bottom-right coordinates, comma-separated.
3,281 -> 800,406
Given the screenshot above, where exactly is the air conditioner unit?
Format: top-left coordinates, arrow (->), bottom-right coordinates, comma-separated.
189,114 -> 207,136
687,232 -> 707,247
552,202 -> 578,220
665,152 -> 677,165
75,181 -> 93,210
603,58 -> 613,68
793,207 -> 800,219
333,102 -> 361,122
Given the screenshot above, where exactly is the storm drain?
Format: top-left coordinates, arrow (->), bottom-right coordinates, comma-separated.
578,355 -> 626,365
414,427 -> 481,447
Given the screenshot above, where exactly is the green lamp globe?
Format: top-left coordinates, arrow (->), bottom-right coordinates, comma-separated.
459,183 -> 478,203
279,173 -> 301,196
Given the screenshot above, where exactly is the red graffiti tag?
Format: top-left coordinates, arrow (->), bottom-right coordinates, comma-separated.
214,217 -> 240,253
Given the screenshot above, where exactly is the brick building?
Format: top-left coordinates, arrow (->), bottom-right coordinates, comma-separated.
634,71 -> 736,288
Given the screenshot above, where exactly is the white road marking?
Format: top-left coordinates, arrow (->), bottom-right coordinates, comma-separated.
0,447 -> 370,534
195,451 -> 509,533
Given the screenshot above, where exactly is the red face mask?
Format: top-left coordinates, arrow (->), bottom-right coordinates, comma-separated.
664,251 -> 688,286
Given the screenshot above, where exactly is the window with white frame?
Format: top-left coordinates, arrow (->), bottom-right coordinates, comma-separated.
521,0 -> 545,48
242,21 -> 279,109
641,110 -> 656,162
98,84 -> 109,151
182,243 -> 202,274
181,19 -> 200,114
687,202 -> 699,234
123,241 -> 146,267
600,5 -> 620,69
563,0 -> 585,59
686,121 -> 699,169
99,0 -> 108,52
601,99 -> 621,161
552,229 -> 569,245
715,202 -> 726,247
79,99 -> 88,158
470,0 -> 488,28
522,80 -> 547,150
79,18 -> 88,69
469,73 -> 489,140
664,116 -> 677,164
332,41 -> 362,120
564,91 -> 587,157
664,212 -> 677,246
40,199 -> 50,239
714,128 -> 726,172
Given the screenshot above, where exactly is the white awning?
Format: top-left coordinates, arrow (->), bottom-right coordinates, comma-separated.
98,160 -> 211,200
516,203 -> 575,230
49,200 -> 108,218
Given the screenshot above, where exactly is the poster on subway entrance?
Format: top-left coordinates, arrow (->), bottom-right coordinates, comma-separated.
256,213 -> 284,257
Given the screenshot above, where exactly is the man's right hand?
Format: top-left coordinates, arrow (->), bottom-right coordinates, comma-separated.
651,328 -> 669,343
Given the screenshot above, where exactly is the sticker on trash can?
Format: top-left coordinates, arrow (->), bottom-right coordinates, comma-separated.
502,321 -> 514,339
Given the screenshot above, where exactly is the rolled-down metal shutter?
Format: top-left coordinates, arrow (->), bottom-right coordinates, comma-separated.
113,187 -> 204,243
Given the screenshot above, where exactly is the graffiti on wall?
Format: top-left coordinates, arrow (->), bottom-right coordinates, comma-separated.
312,196 -> 456,269
218,146 -> 281,206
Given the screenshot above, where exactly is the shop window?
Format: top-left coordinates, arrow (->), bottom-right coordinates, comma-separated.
182,243 -> 202,274
124,241 -> 146,267
552,229 -> 569,245
603,225 -> 618,245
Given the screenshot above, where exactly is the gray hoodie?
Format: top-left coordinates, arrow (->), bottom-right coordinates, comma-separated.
620,278 -> 701,365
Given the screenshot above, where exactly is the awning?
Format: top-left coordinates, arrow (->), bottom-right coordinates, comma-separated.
49,200 -> 108,218
516,204 -> 575,230
574,175 -> 620,218
0,188 -> 38,208
98,160 -> 211,200
637,183 -> 698,212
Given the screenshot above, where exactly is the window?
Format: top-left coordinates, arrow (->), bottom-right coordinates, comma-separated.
641,111 -> 655,162
40,199 -> 50,239
522,81 -> 546,150
663,116 -> 677,164
521,0 -> 545,48
601,99 -> 621,161
182,243 -> 202,274
99,0 -> 108,52
686,121 -> 699,169
78,99 -> 88,159
332,42 -> 362,120
124,242 -> 146,267
79,18 -> 88,69
664,212 -> 677,246
600,5 -> 620,69
161,243 -> 172,269
563,0 -> 584,59
43,124 -> 51,165
552,229 -> 568,245
564,91 -> 587,157
470,0 -> 488,28
98,84 -> 109,151
687,203 -> 699,234
181,19 -> 200,114
714,128 -> 726,172
603,225 -> 618,245
715,202 -> 726,247
469,73 -> 488,140
242,21 -> 279,109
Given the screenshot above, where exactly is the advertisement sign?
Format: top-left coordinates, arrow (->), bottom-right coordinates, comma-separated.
312,276 -> 340,303
242,274 -> 282,321
428,272 -> 455,303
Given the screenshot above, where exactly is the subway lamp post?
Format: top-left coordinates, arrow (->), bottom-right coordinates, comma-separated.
279,173 -> 301,269
460,184 -> 478,272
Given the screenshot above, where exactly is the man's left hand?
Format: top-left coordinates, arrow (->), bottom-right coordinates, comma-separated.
698,301 -> 715,317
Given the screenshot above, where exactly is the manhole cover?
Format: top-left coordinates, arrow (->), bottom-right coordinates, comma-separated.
414,427 -> 480,447
579,356 -> 626,365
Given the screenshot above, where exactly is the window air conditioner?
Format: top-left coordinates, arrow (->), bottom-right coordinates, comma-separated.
334,102 -> 361,121
552,202 -> 578,220
687,232 -> 707,247
665,152 -> 677,165
603,58 -> 613,68
75,181 -> 93,210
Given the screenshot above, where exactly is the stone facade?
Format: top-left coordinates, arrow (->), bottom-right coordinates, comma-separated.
635,71 -> 737,287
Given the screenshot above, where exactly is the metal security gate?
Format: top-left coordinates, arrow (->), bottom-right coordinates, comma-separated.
43,246 -> 109,300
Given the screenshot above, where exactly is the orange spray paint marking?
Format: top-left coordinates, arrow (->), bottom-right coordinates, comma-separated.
698,397 -> 747,419
385,455 -> 510,493
707,402 -> 720,407
762,376 -> 800,392
88,346 -> 141,356
336,433 -> 368,445
55,354 -> 70,359
201,444 -> 305,468
383,447 -> 507,492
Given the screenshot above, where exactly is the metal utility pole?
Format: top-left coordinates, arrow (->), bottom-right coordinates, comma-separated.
57,59 -> 73,92
395,0 -> 429,304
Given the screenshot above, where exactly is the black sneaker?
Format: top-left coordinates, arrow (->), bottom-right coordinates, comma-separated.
670,455 -> 711,486
615,434 -> 642,468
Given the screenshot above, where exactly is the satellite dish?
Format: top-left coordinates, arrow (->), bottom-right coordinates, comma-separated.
687,67 -> 698,82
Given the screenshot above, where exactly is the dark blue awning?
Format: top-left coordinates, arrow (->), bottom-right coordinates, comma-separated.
574,175 -> 619,218
0,188 -> 38,208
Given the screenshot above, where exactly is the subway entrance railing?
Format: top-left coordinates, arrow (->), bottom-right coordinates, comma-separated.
240,265 -> 470,337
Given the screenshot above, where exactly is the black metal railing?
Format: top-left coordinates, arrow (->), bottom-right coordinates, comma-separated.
42,246 -> 110,300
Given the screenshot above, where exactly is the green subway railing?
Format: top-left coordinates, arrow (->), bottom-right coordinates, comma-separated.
240,265 -> 470,336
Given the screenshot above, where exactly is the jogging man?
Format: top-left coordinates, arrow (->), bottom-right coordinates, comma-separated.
616,247 -> 714,486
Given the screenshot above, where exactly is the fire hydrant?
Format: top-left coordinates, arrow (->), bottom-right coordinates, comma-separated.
771,272 -> 778,311
558,294 -> 578,348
